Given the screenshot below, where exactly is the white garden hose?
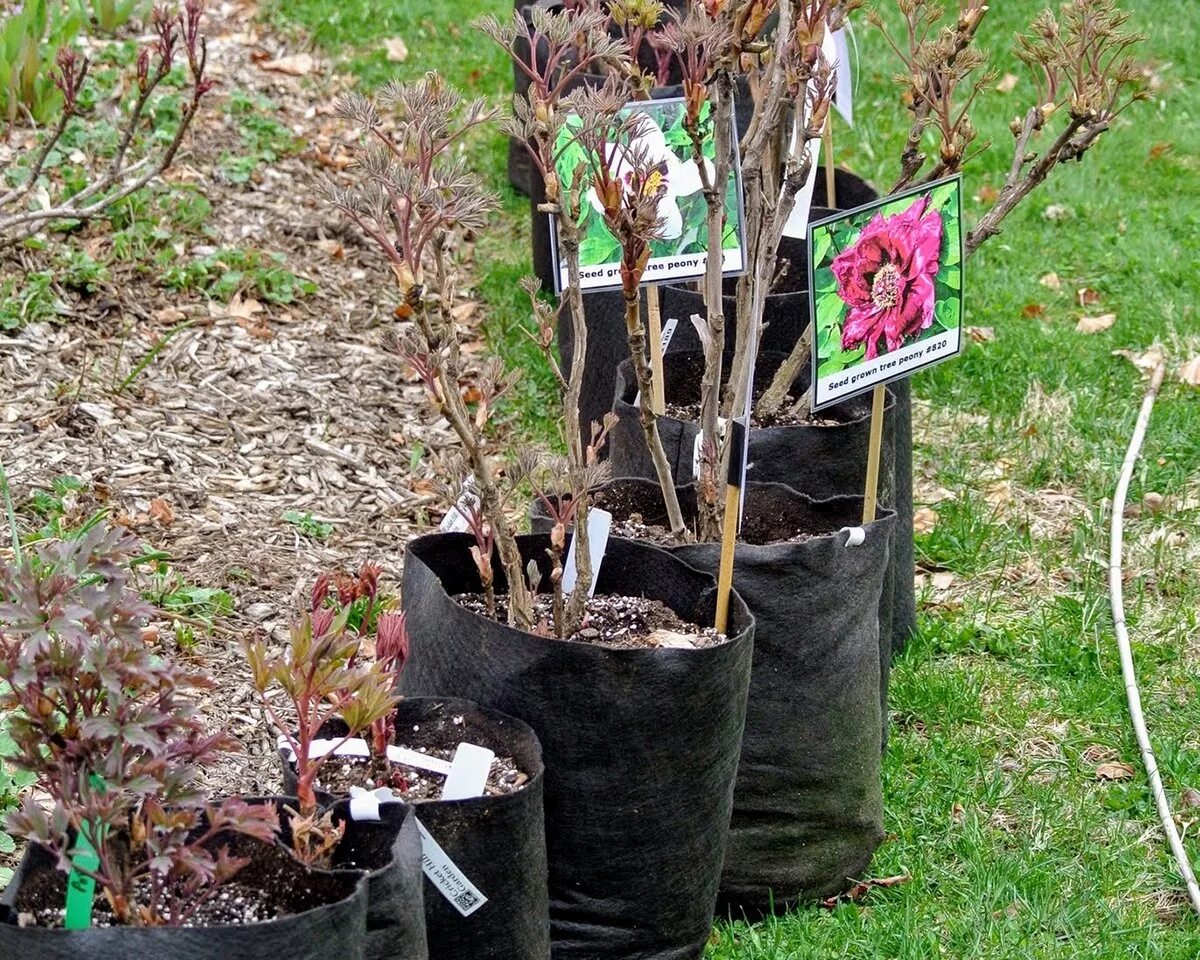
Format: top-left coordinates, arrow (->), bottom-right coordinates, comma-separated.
1109,362 -> 1200,917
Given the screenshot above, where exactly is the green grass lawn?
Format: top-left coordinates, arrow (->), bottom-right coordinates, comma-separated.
273,1 -> 1200,955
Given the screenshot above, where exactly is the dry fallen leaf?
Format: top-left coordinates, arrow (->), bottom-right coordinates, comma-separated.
316,238 -> 345,259
1077,287 -> 1102,307
913,507 -> 938,534
1076,313 -> 1116,334
932,571 -> 955,591
1039,272 -> 1062,291
1096,761 -> 1136,782
820,874 -> 911,909
1143,492 -> 1166,513
259,52 -> 316,76
1113,346 -> 1166,377
148,497 -> 174,527
1178,356 -> 1200,387
1044,204 -> 1073,222
1181,787 -> 1200,809
967,326 -> 996,343
1147,141 -> 1174,161
154,305 -> 187,324
450,300 -> 479,323
383,37 -> 409,62
1021,304 -> 1046,319
227,293 -> 264,321
995,73 -> 1019,93
650,629 -> 696,649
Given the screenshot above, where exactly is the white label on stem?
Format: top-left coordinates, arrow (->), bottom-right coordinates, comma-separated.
782,28 -> 839,238
439,476 -> 479,533
441,743 -> 494,801
561,507 -> 612,598
661,316 -> 680,351
415,817 -> 489,917
635,316 -> 682,407
840,526 -> 866,547
278,736 -> 371,762
833,28 -> 854,127
692,418 -> 728,479
348,786 -> 403,822
387,744 -> 454,776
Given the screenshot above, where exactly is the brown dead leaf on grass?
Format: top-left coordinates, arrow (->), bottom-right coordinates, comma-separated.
1039,272 -> 1062,291
820,874 -> 911,909
383,37 -> 409,62
967,326 -> 996,342
1077,287 -> 1102,308
1178,356 -> 1200,386
1113,345 -> 1166,377
148,497 -> 175,527
1021,304 -> 1046,319
1076,314 -> 1116,334
258,52 -> 318,76
1096,761 -> 1136,781
913,507 -> 938,534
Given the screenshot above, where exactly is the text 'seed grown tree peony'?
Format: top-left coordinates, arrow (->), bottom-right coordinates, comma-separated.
832,195 -> 943,360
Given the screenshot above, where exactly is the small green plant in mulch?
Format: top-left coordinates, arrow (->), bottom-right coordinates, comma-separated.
160,247 -> 318,304
283,510 -> 334,541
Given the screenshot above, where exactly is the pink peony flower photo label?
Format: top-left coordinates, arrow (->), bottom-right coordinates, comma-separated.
808,175 -> 965,411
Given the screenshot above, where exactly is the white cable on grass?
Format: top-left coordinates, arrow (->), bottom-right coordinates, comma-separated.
1109,362 -> 1200,917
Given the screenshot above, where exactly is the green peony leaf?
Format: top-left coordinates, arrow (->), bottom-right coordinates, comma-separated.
929,181 -> 958,211
580,232 -> 621,268
814,265 -> 837,293
934,297 -> 961,331
811,229 -> 832,270
815,290 -> 846,335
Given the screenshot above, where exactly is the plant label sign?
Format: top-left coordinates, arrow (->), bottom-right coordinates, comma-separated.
550,97 -> 745,295
808,175 -> 964,411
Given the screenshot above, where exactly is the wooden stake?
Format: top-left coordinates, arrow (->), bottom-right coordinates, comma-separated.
861,383 -> 886,524
823,115 -> 837,209
646,285 -> 665,415
714,418 -> 747,634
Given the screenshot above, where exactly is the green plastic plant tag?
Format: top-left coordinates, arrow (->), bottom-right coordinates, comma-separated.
64,825 -> 99,930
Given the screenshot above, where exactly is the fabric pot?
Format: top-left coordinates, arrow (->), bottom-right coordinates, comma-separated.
608,349 -> 899,655
532,479 -> 893,912
0,826 -> 369,960
398,532 -> 755,960
281,700 -> 550,960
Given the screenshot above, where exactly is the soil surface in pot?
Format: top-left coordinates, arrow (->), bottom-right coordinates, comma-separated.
13,838 -> 353,929
662,399 -> 854,430
454,593 -> 724,650
607,510 -> 828,547
317,746 -> 527,800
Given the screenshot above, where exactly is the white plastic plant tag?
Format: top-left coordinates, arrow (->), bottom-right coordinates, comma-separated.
561,507 -> 612,598
415,817 -> 489,917
348,786 -> 402,822
386,744 -> 454,777
832,27 -> 854,126
438,476 -> 479,533
782,27 -> 839,238
840,526 -> 866,547
691,417 -> 728,479
635,317 -> 681,407
278,736 -> 371,762
441,743 -> 495,801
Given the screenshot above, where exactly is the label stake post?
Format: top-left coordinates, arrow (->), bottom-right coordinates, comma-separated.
861,384 -> 886,524
715,417 -> 748,634
646,285 -> 666,415
823,115 -> 837,209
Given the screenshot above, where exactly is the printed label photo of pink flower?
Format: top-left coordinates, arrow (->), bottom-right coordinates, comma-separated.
809,176 -> 965,411
831,195 -> 944,360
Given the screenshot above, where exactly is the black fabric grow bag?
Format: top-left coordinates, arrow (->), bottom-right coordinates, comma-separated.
530,479 -> 893,912
0,828 -> 369,960
282,700 -> 550,960
398,532 -> 755,960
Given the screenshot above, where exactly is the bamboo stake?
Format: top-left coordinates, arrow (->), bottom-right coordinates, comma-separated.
646,285 -> 666,415
1109,362 -> 1200,918
861,384 -> 886,524
714,418 -> 747,635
